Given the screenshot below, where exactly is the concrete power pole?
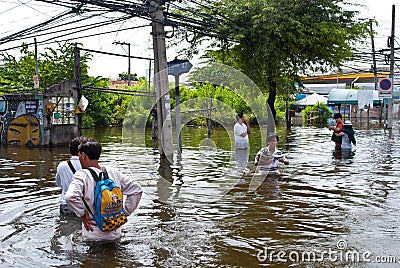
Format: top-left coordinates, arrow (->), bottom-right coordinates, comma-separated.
74,44 -> 82,135
151,0 -> 174,159
370,21 -> 378,91
387,5 -> 395,129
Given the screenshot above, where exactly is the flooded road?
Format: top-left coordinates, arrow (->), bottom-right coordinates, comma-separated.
0,125 -> 400,267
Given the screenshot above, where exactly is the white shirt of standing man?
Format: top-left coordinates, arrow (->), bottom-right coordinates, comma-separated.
234,116 -> 249,149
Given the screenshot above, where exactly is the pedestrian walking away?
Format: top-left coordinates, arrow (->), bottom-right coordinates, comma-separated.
65,138 -> 143,241
55,136 -> 87,216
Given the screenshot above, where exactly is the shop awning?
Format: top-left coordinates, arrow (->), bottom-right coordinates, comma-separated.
327,88 -> 382,106
293,93 -> 327,106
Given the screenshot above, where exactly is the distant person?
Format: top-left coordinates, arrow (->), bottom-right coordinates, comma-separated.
65,138 -> 142,241
334,120 -> 356,150
234,114 -> 249,149
55,136 -> 86,216
255,134 -> 289,173
238,113 -> 251,135
328,113 -> 344,150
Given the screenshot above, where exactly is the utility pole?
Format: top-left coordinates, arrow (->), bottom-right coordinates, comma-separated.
174,74 -> 182,153
370,21 -> 378,91
34,38 -> 39,90
74,43 -> 82,135
285,84 -> 290,128
151,0 -> 174,159
113,41 -> 131,86
387,5 -> 395,129
370,20 -> 381,125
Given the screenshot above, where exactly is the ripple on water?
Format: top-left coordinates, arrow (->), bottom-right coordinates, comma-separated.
0,126 -> 400,266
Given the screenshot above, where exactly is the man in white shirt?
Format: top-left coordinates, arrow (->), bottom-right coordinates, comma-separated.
234,114 -> 249,149
65,138 -> 142,241
55,136 -> 86,215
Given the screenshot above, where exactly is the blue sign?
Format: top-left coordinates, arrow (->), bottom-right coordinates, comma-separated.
379,78 -> 392,91
168,59 -> 192,76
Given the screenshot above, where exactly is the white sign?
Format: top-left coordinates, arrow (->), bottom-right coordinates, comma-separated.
33,75 -> 39,89
393,73 -> 400,85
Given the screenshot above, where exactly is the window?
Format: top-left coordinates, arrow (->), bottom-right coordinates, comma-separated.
49,97 -> 76,125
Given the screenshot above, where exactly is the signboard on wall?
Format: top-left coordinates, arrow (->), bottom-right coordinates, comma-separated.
25,101 -> 38,114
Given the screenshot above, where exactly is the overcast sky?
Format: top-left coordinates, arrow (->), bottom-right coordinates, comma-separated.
0,0 -> 398,80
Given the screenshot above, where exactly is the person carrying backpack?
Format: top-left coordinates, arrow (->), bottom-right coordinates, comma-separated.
65,138 -> 142,241
55,136 -> 87,216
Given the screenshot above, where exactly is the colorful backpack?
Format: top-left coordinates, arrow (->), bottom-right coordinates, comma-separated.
84,167 -> 128,232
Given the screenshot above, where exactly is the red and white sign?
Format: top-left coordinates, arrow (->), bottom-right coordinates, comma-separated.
378,78 -> 392,98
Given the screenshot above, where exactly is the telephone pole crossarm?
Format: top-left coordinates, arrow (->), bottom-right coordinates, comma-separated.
113,41 -> 132,86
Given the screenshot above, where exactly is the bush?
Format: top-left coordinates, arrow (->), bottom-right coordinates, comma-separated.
302,103 -> 333,126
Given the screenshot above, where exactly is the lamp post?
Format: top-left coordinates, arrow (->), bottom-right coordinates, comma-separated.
351,76 -> 360,89
113,41 -> 131,86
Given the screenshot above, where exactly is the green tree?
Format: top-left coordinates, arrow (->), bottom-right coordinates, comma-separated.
0,41 -> 127,128
118,72 -> 138,82
176,0 -> 371,121
0,42 -> 93,90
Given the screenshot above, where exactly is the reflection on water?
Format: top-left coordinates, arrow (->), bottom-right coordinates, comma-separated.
1,125 -> 400,267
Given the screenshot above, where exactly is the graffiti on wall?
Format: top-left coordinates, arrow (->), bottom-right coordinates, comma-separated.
0,96 -> 5,115
0,96 -> 6,144
0,98 -> 42,146
7,114 -> 40,146
0,92 -> 77,146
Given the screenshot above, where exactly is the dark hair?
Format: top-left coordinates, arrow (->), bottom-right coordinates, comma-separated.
267,133 -> 279,143
236,114 -> 241,121
78,138 -> 102,160
238,112 -> 244,119
333,113 -> 342,119
69,136 -> 87,155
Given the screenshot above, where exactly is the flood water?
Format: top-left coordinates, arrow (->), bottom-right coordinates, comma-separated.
1,124 -> 400,267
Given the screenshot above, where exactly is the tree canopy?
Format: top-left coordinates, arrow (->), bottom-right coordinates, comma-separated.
0,42 -> 94,90
0,42 -> 130,128
176,0 -> 371,120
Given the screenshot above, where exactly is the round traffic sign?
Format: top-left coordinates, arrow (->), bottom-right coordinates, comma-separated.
379,79 -> 392,90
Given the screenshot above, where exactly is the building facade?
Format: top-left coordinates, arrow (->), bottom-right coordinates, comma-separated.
0,80 -> 81,146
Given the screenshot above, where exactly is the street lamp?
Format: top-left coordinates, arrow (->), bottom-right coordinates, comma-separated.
351,76 -> 360,89
113,41 -> 131,86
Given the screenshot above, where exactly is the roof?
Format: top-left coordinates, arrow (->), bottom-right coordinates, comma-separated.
293,93 -> 327,106
301,72 -> 390,84
327,88 -> 382,105
302,84 -> 346,95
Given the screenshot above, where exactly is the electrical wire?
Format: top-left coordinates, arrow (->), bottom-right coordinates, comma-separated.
0,24 -> 150,53
0,0 -> 398,73
11,14 -> 135,43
